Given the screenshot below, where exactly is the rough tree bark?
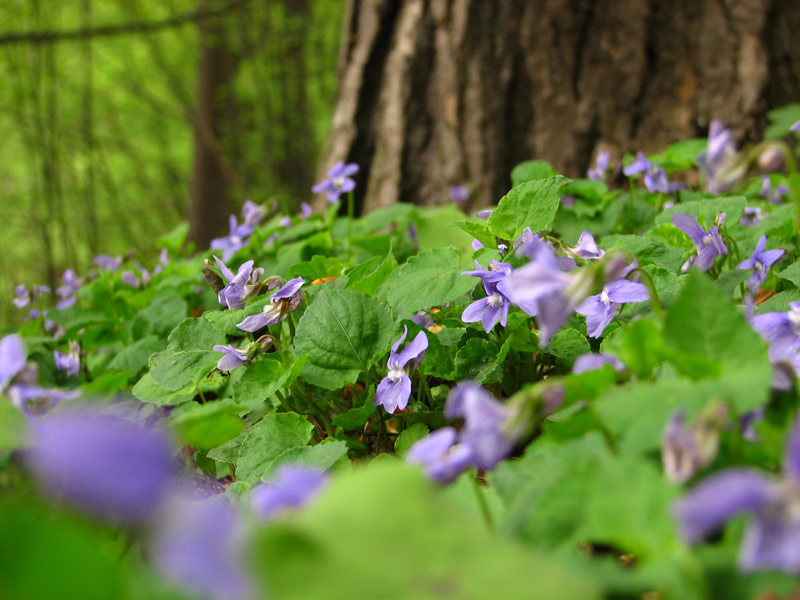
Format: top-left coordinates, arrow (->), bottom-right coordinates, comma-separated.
316,0 -> 800,215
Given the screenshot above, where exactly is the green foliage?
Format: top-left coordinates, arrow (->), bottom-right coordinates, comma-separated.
488,175 -> 570,241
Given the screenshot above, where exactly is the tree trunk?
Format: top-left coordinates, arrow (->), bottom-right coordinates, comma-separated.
317,0 -> 800,215
189,0 -> 238,249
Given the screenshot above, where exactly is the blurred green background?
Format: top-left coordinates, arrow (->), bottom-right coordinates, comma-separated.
0,0 -> 344,327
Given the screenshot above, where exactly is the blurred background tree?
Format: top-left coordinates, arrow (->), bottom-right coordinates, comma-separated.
0,0 -> 344,325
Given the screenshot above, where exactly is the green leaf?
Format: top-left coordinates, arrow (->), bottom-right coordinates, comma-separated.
345,249 -> 398,296
131,372 -> 195,406
545,328 -> 590,363
106,335 -> 165,377
377,247 -> 476,320
287,255 -> 344,282
510,160 -> 558,186
778,261 -> 800,288
204,295 -> 271,335
604,318 -> 664,379
264,440 -> 349,476
252,462 -> 600,599
448,220 -> 497,250
488,175 -> 570,241
454,338 -> 503,383
233,356 -> 306,409
755,289 -> 800,314
0,395 -> 28,450
295,288 -> 395,390
148,318 -> 226,391
655,196 -> 746,228
394,423 -> 429,456
651,138 -> 706,170
170,399 -> 243,449
662,269 -> 771,412
131,292 -> 188,339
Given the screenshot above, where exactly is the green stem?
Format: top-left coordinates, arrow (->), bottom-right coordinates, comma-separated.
630,267 -> 663,319
472,476 -> 494,532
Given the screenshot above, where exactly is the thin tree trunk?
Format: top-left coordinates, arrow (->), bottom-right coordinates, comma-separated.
317,0 -> 800,215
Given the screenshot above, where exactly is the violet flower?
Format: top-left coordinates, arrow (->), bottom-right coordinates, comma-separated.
93,255 -> 121,271
569,230 -> 605,260
26,409 -> 175,523
211,215 -> 248,262
410,311 -> 435,329
498,239 -> 594,346
697,120 -> 746,195
239,200 -> 266,236
152,496 -> 252,600
214,256 -> 263,310
572,352 -> 625,375
0,334 -> 26,389
761,177 -> 791,205
374,326 -> 428,414
461,260 -> 513,332
312,161 -> 358,203
623,152 -> 681,194
250,464 -> 329,520
121,270 -> 140,288
587,150 -> 611,181
13,284 -> 30,308
475,209 -> 492,220
54,341 -> 80,377
576,278 -> 650,338
792,121 -> 800,133
56,269 -> 81,308
300,202 -> 313,220
449,185 -> 470,204
751,302 -> 800,363
236,277 -> 305,332
153,248 -> 170,276
672,213 -> 728,271
674,415 -> 800,573
445,382 -> 520,471
407,427 -> 475,484
213,344 -> 250,371
661,406 -> 729,485
740,207 -> 764,227
737,235 -> 784,293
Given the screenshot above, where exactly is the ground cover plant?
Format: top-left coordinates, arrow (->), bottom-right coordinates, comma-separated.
4,109 -> 800,599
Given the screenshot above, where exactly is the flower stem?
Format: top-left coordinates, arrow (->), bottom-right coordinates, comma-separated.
472,475 -> 494,532
630,267 -> 663,319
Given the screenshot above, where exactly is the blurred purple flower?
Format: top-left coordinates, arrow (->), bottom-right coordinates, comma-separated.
93,255 -> 122,271
697,120 -> 746,195
236,277 -> 305,332
211,215 -> 248,262
375,325 -> 428,414
152,496 -> 252,600
661,409 -> 704,484
623,152 -> 680,194
572,352 -> 625,375
761,177 -> 791,205
587,150 -> 611,181
672,213 -> 728,271
410,311 -> 435,329
740,207 -> 764,227
250,464 -> 329,520
121,270 -> 140,288
461,260 -> 513,332
13,284 -> 30,308
675,415 -> 800,572
279,215 -> 292,228
449,185 -> 470,204
312,161 -> 358,203
569,230 -> 605,260
576,278 -> 649,338
300,202 -> 313,220
239,200 -> 266,236
792,121 -> 800,133
445,382 -> 519,471
751,301 -> 800,363
53,341 -> 80,377
475,209 -> 492,220
213,344 -> 249,371
737,235 -> 784,293
26,409 -> 175,523
407,427 -> 474,484
0,333 -> 26,389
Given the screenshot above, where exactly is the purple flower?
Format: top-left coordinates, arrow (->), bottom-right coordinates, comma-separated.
737,235 -> 784,294
121,270 -> 140,288
740,207 -> 764,226
623,152 -> 680,194
461,260 -> 513,333
587,150 -> 611,181
239,200 -> 265,236
153,248 -> 170,276
407,222 -> 419,249
8,385 -> 81,415
575,278 -> 649,338
26,409 -> 175,523
672,213 -> 728,271
751,302 -> 800,363
300,202 -> 313,220
211,215 -> 248,262
761,177 -> 791,205
572,352 -> 625,375
445,383 -> 520,471
13,284 -> 30,308
569,230 -> 605,260
236,277 -> 305,332
250,464 -> 329,519
152,496 -> 252,600
449,185 -> 470,204
498,239 -> 593,346
662,409 -> 705,484
792,121 -> 800,133
93,255 -> 122,271
410,311 -> 435,329
471,239 -> 484,251
407,427 -> 475,484
213,344 -> 249,371
53,341 -> 80,377
214,256 -> 263,310
475,209 -> 492,220
374,326 -> 428,414
697,120 -> 746,195
312,161 -> 358,203
279,215 -> 292,228
0,333 -> 26,389
674,416 -> 800,572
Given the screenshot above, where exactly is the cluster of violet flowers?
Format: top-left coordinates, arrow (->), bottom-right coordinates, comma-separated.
210,200 -> 267,261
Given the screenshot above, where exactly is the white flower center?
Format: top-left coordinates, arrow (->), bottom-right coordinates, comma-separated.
600,289 -> 610,305
754,260 -> 763,272
388,367 -> 405,381
333,176 -> 345,189
702,234 -> 714,247
230,235 -> 242,245
487,293 -> 504,308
